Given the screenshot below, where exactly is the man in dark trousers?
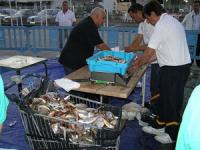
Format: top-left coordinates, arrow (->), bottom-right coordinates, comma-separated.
129,1 -> 191,144
59,7 -> 110,74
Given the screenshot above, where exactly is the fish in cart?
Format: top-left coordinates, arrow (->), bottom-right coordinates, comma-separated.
29,92 -> 119,144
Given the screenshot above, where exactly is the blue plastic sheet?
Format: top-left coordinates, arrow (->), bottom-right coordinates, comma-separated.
0,102 -> 29,150
120,120 -> 160,150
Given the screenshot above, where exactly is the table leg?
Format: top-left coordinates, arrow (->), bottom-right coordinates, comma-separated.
100,95 -> 103,104
42,62 -> 48,77
16,70 -> 22,96
142,73 -> 146,107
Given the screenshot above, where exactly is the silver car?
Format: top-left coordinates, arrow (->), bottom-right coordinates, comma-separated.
27,9 -> 60,26
0,8 -> 17,23
3,9 -> 36,25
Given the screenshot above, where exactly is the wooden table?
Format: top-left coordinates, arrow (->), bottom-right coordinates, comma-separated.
67,65 -> 148,102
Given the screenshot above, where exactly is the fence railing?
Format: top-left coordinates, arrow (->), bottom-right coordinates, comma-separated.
185,30 -> 200,60
0,26 -> 199,60
0,26 -> 29,52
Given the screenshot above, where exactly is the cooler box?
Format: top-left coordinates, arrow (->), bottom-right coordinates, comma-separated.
86,50 -> 135,75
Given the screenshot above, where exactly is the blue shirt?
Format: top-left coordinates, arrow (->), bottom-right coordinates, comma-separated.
176,85 -> 200,150
0,75 -> 9,124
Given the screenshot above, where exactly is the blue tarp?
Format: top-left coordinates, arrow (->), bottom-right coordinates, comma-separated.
0,58 -> 158,150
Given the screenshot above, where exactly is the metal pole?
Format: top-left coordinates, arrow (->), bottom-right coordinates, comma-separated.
45,5 -> 48,26
9,0 -> 13,26
142,73 -> 146,107
20,7 -> 23,26
15,0 -> 19,26
69,0 -> 72,10
100,96 -> 103,104
40,1 -> 42,26
40,1 -> 42,11
106,9 -> 108,27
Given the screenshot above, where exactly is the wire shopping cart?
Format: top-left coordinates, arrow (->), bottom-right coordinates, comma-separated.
6,74 -> 122,150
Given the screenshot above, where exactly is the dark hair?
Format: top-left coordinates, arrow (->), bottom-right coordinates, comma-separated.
128,3 -> 143,13
63,1 -> 68,5
143,0 -> 166,16
193,0 -> 200,4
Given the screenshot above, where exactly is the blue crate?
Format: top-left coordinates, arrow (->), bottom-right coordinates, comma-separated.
86,51 -> 135,75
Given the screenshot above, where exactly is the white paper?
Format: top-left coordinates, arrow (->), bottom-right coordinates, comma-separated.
111,46 -> 120,51
54,78 -> 80,92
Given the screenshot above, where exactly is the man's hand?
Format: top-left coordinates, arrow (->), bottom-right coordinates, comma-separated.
97,43 -> 110,50
128,55 -> 142,74
0,124 -> 2,133
124,46 -> 133,52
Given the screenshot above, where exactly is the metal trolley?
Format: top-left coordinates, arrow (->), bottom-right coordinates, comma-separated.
7,74 -> 121,150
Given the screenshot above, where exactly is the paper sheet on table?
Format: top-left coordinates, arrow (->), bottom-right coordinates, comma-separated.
54,78 -> 80,92
111,46 -> 120,51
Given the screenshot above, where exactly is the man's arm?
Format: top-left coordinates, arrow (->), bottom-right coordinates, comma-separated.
72,12 -> 76,26
135,44 -> 147,51
129,47 -> 155,72
55,12 -> 59,26
181,14 -> 188,26
125,34 -> 143,52
0,124 -> 3,133
97,43 -> 110,50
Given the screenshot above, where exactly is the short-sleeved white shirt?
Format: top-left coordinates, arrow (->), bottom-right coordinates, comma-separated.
138,19 -> 157,64
148,13 -> 191,67
138,19 -> 154,44
55,10 -> 76,26
193,13 -> 200,30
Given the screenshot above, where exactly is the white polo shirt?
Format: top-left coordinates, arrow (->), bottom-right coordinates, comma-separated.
193,12 -> 200,30
138,19 -> 157,64
148,13 -> 191,67
182,11 -> 200,30
138,19 -> 154,44
55,10 -> 76,26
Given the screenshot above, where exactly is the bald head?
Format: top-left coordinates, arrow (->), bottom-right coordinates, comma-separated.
90,7 -> 105,16
90,7 -> 106,27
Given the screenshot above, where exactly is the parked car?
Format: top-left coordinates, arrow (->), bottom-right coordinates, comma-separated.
0,13 -> 8,21
27,9 -> 60,26
0,8 -> 17,16
0,8 -> 17,24
3,9 -> 36,25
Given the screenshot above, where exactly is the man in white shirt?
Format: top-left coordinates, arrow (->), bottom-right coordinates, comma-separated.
182,0 -> 200,67
55,1 -> 76,48
125,3 -> 160,114
129,1 -> 191,144
55,1 -> 76,26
